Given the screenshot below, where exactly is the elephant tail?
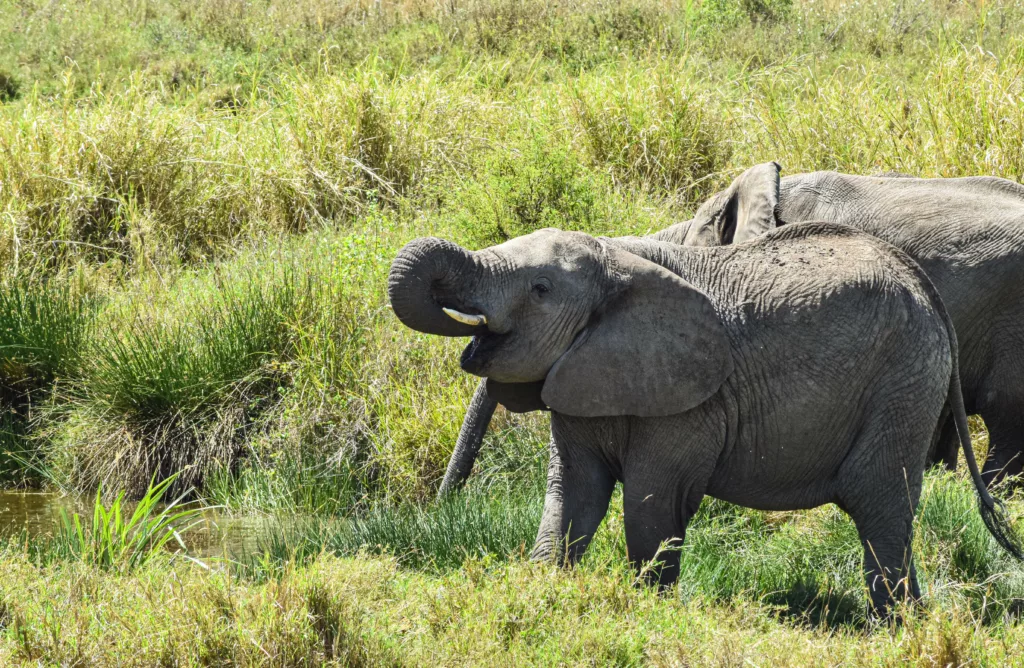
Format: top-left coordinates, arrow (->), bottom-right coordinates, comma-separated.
949,363 -> 1024,560
438,380 -> 497,497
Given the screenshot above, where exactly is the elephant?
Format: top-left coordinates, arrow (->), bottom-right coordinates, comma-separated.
388,222 -> 1021,612
439,163 -> 1024,495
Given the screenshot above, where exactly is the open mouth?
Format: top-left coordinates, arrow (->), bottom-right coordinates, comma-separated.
460,331 -> 504,375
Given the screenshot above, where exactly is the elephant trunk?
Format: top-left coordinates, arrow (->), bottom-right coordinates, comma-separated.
388,237 -> 485,336
437,380 -> 497,497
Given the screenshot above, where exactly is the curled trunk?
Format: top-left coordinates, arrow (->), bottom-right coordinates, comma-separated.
388,236 -> 483,336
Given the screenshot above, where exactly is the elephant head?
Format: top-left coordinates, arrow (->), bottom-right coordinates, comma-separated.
651,161 -> 782,247
388,229 -> 733,417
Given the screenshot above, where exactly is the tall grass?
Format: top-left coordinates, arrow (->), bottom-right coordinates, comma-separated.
3,471 -> 1014,663
741,46 -> 1024,178
570,63 -> 733,200
5,546 -> 1022,665
44,239 -> 353,497
221,469 -> 1023,628
1,0 -> 1024,513
0,279 -> 94,484
245,482 -> 545,576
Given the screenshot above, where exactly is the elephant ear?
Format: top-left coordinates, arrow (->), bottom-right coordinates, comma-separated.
541,246 -> 732,417
688,162 -> 781,245
485,379 -> 548,413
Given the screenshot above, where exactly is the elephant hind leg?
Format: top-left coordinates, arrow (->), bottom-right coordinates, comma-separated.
840,472 -> 922,614
849,509 -> 921,615
980,407 -> 1024,487
837,410 -> 928,615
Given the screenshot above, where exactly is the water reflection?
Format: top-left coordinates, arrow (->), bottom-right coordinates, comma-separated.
0,491 -> 277,559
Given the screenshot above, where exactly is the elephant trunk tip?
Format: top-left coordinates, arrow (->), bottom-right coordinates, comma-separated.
388,237 -> 483,337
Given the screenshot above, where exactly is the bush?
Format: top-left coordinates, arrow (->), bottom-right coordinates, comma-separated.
45,247 -> 326,497
0,279 -> 94,484
701,0 -> 793,26
447,140 -> 607,248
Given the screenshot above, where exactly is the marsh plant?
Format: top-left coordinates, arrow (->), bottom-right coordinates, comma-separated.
44,474 -> 206,572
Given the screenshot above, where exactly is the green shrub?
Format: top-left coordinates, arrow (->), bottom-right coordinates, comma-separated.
701,0 -> 793,26
447,140 -> 607,248
0,280 -> 94,399
0,71 -> 18,103
46,251 -> 316,497
0,279 -> 95,484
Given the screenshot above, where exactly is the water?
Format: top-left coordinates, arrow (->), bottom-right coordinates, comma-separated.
0,491 -> 277,560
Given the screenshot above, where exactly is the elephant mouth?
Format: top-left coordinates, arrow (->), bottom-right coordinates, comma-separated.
460,331 -> 505,375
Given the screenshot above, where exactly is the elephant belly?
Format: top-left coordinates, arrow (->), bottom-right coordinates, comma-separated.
705,438 -> 846,511
704,401 -> 863,512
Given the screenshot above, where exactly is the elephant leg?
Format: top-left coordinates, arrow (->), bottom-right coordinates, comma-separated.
619,418 -> 718,590
530,431 -> 616,565
980,406 -> 1024,487
838,408 -> 927,616
841,474 -> 923,615
929,413 -> 959,471
622,480 -> 703,590
978,355 -> 1024,486
850,510 -> 921,616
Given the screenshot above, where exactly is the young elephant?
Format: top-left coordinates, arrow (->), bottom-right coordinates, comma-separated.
388,223 -> 1020,612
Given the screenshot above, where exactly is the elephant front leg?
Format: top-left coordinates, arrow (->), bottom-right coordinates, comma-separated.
531,434 -> 616,565
622,480 -> 703,590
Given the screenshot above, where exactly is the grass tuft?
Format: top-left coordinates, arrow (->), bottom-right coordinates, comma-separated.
41,474 -> 206,572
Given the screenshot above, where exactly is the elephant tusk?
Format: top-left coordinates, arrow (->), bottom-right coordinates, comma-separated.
442,307 -> 487,327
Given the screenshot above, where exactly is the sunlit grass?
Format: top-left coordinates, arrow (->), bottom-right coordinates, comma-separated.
2,470 -> 1023,664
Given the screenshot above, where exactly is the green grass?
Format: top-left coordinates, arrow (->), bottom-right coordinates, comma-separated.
0,278 -> 95,484
2,0 -> 1024,661
2,470 -> 1023,664
39,474 -> 207,573
225,469 -> 1022,623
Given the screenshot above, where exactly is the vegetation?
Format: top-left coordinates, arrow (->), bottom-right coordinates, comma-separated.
2,0 -> 1024,663
44,474 -> 206,572
3,471 -> 1024,664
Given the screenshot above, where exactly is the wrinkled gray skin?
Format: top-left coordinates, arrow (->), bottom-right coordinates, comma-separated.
388,222 -> 1006,612
440,164 -> 1024,494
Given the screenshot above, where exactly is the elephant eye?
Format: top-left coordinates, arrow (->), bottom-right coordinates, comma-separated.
531,283 -> 550,296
